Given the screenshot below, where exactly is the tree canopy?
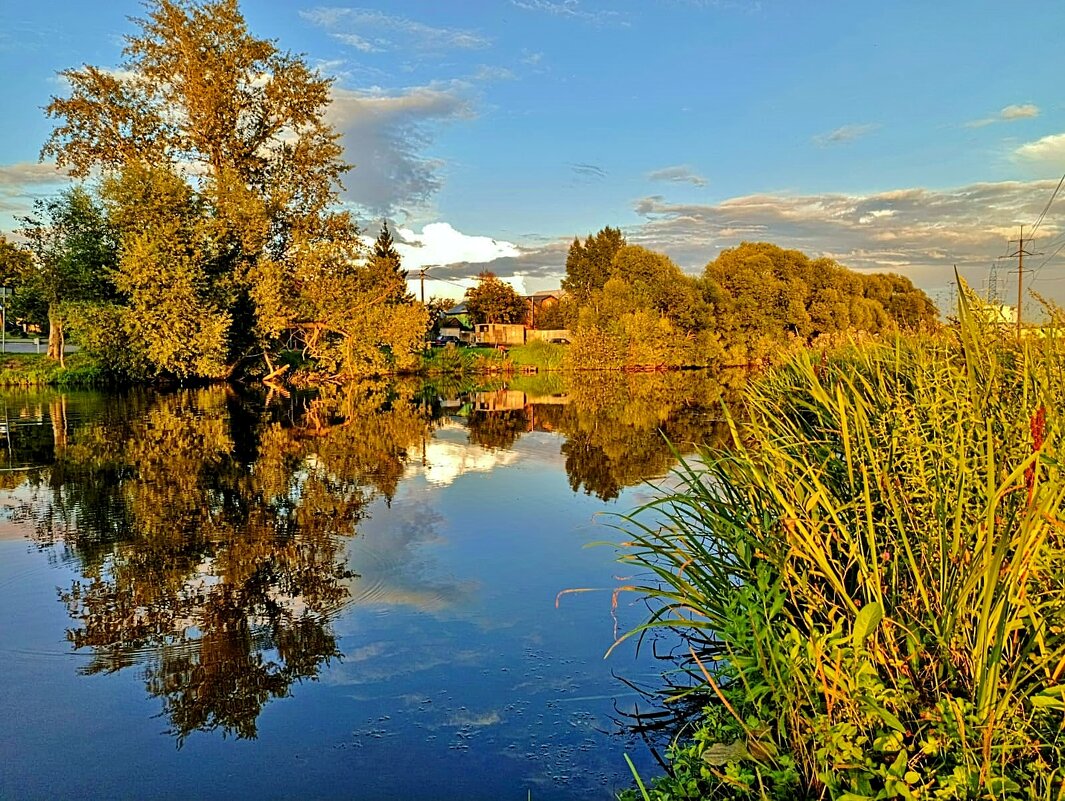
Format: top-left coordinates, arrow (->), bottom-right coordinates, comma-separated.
559,230 -> 938,368
18,187 -> 118,361
36,0 -> 427,380
465,272 -> 527,325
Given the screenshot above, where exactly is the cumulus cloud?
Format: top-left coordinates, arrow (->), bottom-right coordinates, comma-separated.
392,222 -> 521,270
301,7 -> 490,53
377,221 -> 530,297
1014,132 -> 1065,167
647,165 -> 708,187
967,103 -> 1041,128
328,85 -> 473,214
628,180 -> 1062,296
813,123 -> 879,146
409,237 -> 573,299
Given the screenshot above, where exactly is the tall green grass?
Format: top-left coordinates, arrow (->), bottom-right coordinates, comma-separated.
617,289 -> 1065,800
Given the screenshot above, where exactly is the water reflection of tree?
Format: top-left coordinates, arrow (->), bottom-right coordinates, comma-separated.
467,409 -> 529,451
18,382 -> 434,743
537,372 -> 743,501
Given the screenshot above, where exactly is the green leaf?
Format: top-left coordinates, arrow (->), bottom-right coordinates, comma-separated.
986,777 -> 1020,794
852,601 -> 884,648
1031,687 -> 1065,709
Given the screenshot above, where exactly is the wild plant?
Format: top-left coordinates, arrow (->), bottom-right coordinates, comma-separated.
617,287 -> 1065,800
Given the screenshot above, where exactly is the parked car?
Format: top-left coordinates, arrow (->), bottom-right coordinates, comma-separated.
433,335 -> 465,347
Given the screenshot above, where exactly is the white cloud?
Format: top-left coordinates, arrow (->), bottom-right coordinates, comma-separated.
647,165 -> 708,187
328,85 -> 473,214
967,103 -> 1041,128
471,65 -> 515,82
0,162 -> 69,187
1015,132 -> 1065,166
813,123 -> 879,146
1001,103 -> 1040,120
393,222 -> 521,271
414,422 -> 521,486
510,0 -> 626,24
421,239 -> 572,296
300,7 -> 490,53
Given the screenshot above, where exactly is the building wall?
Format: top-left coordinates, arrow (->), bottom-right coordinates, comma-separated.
525,329 -> 571,342
475,323 -> 527,346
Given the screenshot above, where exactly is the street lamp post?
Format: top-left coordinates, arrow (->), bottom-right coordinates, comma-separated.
0,287 -> 11,355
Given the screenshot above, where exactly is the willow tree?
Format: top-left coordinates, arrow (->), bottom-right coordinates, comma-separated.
41,0 -> 408,377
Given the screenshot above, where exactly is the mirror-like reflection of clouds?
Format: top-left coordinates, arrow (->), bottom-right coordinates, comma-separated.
414,422 -> 521,486
0,372 -> 746,801
341,500 -> 476,613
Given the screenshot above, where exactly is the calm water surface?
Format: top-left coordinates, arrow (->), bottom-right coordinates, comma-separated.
0,372 -> 742,801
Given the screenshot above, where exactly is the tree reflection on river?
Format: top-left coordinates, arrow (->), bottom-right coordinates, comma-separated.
0,370 -> 743,765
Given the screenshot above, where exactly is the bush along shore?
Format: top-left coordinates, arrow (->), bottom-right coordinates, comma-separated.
616,288 -> 1065,800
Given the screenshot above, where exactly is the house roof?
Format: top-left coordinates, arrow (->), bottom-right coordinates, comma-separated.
440,316 -> 473,330
445,301 -> 468,314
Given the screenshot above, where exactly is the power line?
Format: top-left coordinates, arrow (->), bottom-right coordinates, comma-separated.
1030,237 -> 1065,277
1029,173 -> 1065,240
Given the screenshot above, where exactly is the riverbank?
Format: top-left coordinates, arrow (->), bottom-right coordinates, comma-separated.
1,337 -> 755,388
617,305 -> 1065,800
0,353 -> 108,387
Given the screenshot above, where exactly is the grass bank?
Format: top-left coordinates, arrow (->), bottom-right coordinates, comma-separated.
418,341 -> 568,375
0,352 -> 110,387
617,293 -> 1065,800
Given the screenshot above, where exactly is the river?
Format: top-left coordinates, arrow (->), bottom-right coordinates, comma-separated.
0,371 -> 743,801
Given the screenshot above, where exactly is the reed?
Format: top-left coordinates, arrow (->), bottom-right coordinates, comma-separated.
617,286 -> 1065,799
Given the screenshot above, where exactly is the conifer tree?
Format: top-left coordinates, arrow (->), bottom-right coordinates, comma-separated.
370,220 -> 414,305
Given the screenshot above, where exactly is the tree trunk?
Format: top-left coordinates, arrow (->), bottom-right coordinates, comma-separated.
47,305 -> 64,365
50,396 -> 68,453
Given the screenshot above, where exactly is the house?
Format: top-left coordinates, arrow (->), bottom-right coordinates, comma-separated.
443,301 -> 472,327
438,316 -> 475,344
524,290 -> 563,327
474,323 -> 527,347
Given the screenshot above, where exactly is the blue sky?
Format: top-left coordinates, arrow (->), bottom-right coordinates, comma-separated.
3,1 -> 1065,308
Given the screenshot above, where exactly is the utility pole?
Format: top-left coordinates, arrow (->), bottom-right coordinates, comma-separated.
419,267 -> 427,304
1006,226 -> 1039,338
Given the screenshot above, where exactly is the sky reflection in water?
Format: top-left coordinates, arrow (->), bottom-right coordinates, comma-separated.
0,372 -> 742,801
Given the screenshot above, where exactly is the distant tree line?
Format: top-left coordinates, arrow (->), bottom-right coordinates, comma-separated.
553,227 -> 937,368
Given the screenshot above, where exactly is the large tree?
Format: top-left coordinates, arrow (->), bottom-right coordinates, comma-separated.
18,186 -> 118,361
40,0 -> 423,378
561,226 -> 625,304
465,272 -> 527,325
102,162 -> 232,378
